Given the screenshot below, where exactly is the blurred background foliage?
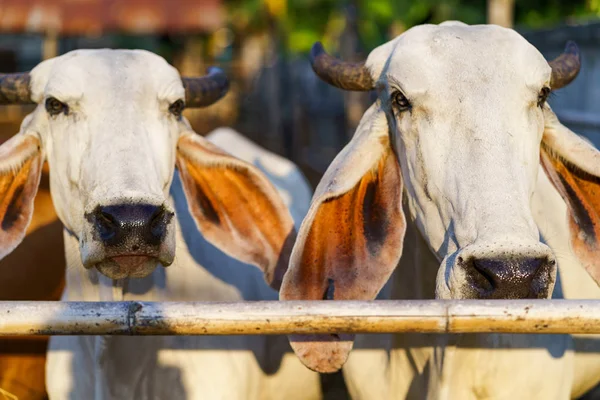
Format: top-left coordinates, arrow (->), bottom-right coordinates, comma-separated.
225,0 -> 600,54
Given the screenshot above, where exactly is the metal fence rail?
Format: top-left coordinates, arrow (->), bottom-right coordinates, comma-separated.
0,300 -> 600,336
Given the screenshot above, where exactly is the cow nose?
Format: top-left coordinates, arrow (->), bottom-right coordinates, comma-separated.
461,255 -> 556,299
87,204 -> 173,248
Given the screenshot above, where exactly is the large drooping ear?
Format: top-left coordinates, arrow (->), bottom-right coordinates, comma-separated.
176,132 -> 296,290
0,133 -> 44,259
280,102 -> 406,373
540,106 -> 600,286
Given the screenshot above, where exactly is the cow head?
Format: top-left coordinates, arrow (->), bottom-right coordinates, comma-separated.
0,49 -> 294,287
281,22 -> 595,372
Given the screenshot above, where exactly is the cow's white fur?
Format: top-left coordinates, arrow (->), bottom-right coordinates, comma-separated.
340,165 -> 600,399
44,127 -> 320,399
291,22 -> 600,398
365,21 -> 557,299
6,49 -> 320,399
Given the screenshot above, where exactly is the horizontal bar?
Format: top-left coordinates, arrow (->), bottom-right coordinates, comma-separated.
1,300 -> 600,336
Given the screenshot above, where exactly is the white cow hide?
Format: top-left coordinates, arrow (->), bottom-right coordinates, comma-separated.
46,128 -> 321,400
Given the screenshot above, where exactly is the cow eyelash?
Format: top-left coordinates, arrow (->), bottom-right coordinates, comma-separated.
391,91 -> 411,112
537,87 -> 551,108
45,97 -> 69,116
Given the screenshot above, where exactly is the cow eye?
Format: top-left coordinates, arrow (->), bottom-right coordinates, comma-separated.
45,97 -> 68,116
169,99 -> 185,117
392,91 -> 411,112
537,87 -> 551,108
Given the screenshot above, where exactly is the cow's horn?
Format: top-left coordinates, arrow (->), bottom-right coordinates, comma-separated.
309,42 -> 374,91
549,41 -> 581,90
182,67 -> 229,108
0,73 -> 33,105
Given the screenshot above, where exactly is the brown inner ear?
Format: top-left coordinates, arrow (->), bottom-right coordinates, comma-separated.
291,147 -> 403,301
281,143 -> 404,374
177,151 -> 295,286
0,155 -> 41,236
541,146 -> 600,282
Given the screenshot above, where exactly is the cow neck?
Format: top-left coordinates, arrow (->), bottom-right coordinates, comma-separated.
390,205 -> 439,301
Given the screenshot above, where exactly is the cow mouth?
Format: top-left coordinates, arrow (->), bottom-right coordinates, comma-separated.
111,255 -> 154,267
95,255 -> 162,279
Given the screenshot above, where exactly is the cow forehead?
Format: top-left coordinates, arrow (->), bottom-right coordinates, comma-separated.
366,23 -> 551,95
30,49 -> 184,103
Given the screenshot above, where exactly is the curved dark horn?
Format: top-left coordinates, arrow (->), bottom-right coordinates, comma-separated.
549,41 -> 581,90
0,72 -> 33,105
182,67 -> 229,108
310,42 -> 374,91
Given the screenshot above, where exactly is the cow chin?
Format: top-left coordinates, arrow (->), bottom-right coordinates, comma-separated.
95,256 -> 162,279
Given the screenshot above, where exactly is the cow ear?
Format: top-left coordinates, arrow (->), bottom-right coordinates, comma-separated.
280,103 -> 406,373
176,132 -> 296,290
0,134 -> 44,259
540,106 -> 600,286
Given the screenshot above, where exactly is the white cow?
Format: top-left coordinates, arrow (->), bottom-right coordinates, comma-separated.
0,50 -> 320,399
280,22 -> 600,399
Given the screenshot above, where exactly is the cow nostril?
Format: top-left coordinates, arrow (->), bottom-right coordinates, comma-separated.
98,211 -> 118,227
150,207 -> 165,225
471,259 -> 496,293
87,203 -> 173,247
465,255 -> 554,299
93,209 -> 119,240
149,207 -> 171,239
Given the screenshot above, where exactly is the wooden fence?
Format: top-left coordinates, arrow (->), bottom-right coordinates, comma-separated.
1,300 -> 600,336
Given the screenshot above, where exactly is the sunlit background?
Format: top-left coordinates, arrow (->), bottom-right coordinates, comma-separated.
1,0 -> 600,185
0,1 -> 600,398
